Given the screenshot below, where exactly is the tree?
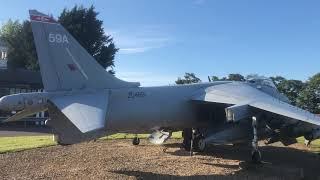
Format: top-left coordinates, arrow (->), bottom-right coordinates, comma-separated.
227,74 -> 245,81
209,74 -> 245,81
270,76 -> 305,105
176,73 -> 201,84
0,5 -> 118,73
210,76 -> 220,81
297,73 -> 320,113
0,20 -> 38,70
277,79 -> 305,105
270,76 -> 286,86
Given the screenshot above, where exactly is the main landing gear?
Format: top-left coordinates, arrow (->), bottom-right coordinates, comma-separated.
251,116 -> 262,163
182,128 -> 206,155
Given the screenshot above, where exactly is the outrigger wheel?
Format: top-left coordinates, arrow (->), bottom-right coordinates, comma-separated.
132,136 -> 140,145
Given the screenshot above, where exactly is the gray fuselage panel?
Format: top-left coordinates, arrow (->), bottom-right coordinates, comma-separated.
106,83 -> 219,133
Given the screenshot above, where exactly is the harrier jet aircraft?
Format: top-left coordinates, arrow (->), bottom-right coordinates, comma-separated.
1,10 -> 320,163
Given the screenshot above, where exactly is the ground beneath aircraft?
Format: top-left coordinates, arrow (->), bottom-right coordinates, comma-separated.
0,139 -> 319,180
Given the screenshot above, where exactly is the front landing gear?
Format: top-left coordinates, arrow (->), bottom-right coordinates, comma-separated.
251,116 -> 261,163
132,136 -> 140,145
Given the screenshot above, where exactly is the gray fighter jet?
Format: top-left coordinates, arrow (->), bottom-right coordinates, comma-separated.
1,10 -> 320,162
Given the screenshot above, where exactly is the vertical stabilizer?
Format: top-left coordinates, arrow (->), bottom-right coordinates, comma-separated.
29,10 -> 139,91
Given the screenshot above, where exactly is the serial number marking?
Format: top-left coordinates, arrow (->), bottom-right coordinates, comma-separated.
49,33 -> 69,44
128,91 -> 146,99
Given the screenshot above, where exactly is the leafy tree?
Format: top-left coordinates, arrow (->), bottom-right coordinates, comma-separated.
0,20 -> 38,70
0,5 -> 118,73
270,76 -> 286,86
227,74 -> 245,81
209,74 -> 245,81
210,76 -> 220,81
270,76 -> 305,105
277,79 -> 305,105
176,73 -> 201,84
297,73 -> 320,113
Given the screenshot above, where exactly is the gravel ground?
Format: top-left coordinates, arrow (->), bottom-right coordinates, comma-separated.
0,139 -> 319,180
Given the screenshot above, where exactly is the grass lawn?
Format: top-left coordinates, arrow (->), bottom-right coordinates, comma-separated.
1,131 -> 319,154
296,137 -> 320,153
0,135 -> 57,154
0,132 -> 182,154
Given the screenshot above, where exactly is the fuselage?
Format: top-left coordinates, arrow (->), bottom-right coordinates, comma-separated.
106,82 -> 228,133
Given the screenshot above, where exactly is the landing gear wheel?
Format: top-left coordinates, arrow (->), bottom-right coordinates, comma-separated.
251,150 -> 262,163
182,129 -> 206,152
132,137 -> 140,145
194,136 -> 206,152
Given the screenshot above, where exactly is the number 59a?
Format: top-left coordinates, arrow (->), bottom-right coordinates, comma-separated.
49,33 -> 69,44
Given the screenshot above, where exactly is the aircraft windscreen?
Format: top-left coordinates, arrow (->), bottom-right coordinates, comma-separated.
246,76 -> 276,88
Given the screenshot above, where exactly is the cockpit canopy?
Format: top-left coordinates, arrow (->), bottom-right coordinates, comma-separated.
246,76 -> 276,89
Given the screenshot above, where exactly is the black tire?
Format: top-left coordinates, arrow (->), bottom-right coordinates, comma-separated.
251,150 -> 262,163
132,137 -> 140,145
182,129 -> 206,152
193,136 -> 206,152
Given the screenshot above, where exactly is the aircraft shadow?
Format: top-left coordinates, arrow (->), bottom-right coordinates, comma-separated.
163,144 -> 320,179
112,169 -> 305,180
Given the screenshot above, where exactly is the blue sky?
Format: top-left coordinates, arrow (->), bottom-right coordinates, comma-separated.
1,0 -> 320,86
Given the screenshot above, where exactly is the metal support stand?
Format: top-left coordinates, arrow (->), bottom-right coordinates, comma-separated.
190,128 -> 195,156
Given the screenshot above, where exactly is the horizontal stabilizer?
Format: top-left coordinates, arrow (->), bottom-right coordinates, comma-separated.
50,91 -> 108,133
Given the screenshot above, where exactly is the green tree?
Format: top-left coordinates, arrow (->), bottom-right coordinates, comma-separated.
297,73 -> 320,113
270,76 -> 305,105
277,79 -> 305,105
210,76 -> 220,81
227,74 -> 245,81
176,73 -> 201,84
0,5 -> 118,73
270,76 -> 286,86
2,20 -> 39,70
209,74 -> 245,81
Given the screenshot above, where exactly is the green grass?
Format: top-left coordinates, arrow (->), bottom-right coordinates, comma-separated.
1,132 -> 319,155
0,135 -> 57,154
296,137 -> 320,153
0,132 -> 182,154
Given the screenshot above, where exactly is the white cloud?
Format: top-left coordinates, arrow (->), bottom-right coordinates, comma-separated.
119,47 -> 155,54
105,25 -> 172,54
117,71 -> 177,86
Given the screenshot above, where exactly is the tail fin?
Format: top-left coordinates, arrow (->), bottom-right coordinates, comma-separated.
29,10 -> 139,91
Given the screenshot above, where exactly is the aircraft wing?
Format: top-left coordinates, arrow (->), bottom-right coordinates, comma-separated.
192,82 -> 320,126
249,98 -> 320,126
